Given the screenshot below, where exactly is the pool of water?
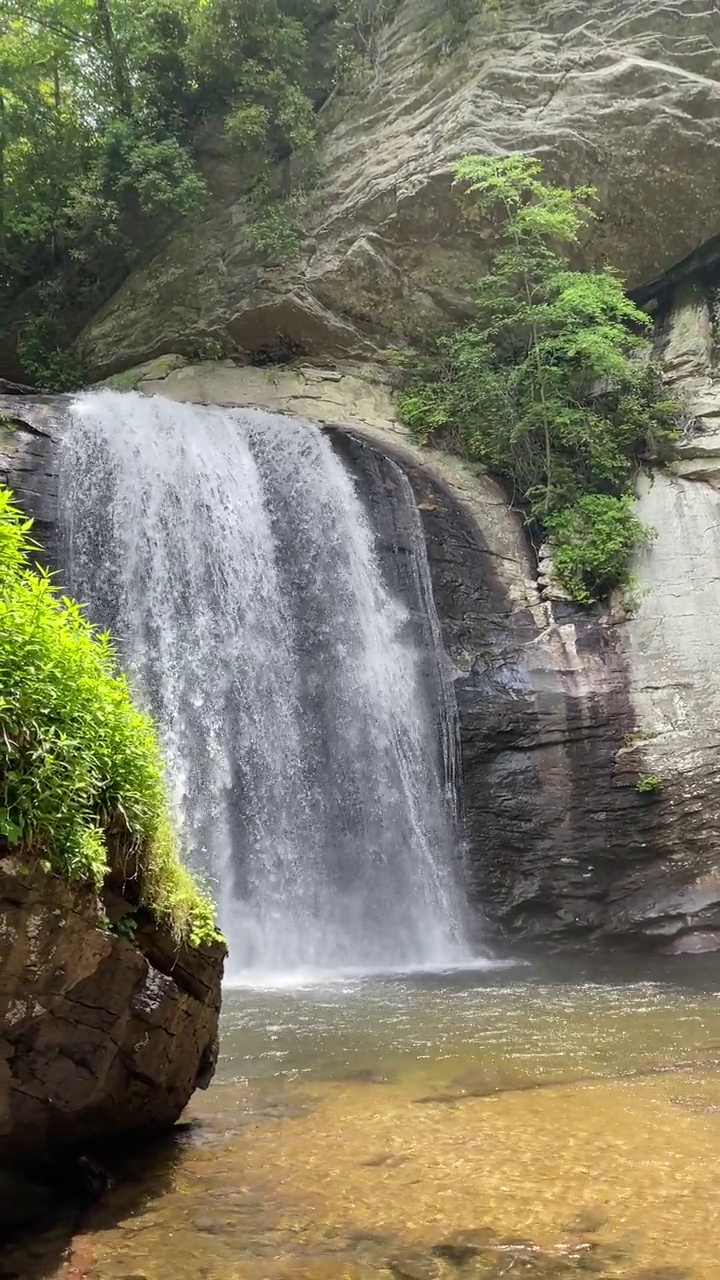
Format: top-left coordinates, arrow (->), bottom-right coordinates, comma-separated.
8,955 -> 720,1280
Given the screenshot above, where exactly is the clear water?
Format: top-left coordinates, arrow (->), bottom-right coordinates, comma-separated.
11,960 -> 720,1280
60,391 -> 470,979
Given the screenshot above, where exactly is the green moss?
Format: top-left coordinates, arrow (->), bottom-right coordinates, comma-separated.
0,486 -> 220,948
100,353 -> 188,391
622,728 -> 660,748
101,368 -> 145,392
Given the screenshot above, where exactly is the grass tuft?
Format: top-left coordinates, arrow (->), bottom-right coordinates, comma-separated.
0,486 -> 220,947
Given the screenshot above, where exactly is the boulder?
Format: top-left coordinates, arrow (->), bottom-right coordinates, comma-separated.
0,851 -> 224,1171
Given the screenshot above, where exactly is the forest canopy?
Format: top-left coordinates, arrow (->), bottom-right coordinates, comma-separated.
1,0 -> 388,381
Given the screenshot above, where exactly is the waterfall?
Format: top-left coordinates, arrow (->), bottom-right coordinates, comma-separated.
60,390 -> 471,980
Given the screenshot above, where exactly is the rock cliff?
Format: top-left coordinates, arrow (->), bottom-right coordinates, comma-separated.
77,0 -> 720,378
5,354 -> 720,953
7,0 -> 720,952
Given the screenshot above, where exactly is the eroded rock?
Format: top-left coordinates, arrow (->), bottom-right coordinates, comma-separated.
0,854 -> 224,1171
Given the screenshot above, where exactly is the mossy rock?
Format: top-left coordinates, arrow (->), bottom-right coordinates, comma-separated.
99,354 -> 188,392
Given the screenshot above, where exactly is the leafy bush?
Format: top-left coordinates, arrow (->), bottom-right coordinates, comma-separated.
636,773 -> 664,795
396,154 -> 678,604
545,495 -> 655,606
2,0 -> 365,383
16,314 -> 86,392
0,488 -> 218,947
247,205 -> 300,262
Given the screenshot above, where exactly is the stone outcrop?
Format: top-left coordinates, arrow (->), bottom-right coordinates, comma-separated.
6,361 -> 720,953
76,0 -> 720,378
0,847 -> 224,1173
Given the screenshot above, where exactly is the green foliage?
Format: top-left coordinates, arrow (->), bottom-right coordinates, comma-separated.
621,728 -> 659,748
0,486 -> 219,947
545,495 -> 654,606
636,773 -> 663,795
396,154 -> 678,603
16,313 -> 86,390
113,913 -> 138,939
247,204 -> 300,262
332,0 -> 403,78
1,0 -> 363,383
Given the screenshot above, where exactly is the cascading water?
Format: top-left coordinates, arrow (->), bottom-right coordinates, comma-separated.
60,391 -> 471,980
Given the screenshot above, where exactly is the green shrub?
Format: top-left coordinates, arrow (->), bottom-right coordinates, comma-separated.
396,154 -> 678,604
17,314 -> 87,393
0,487 -> 219,947
545,495 -> 655,605
246,204 -> 300,262
636,773 -> 663,795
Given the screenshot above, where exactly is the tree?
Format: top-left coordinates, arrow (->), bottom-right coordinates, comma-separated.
396,154 -> 678,604
1,0 -> 345,383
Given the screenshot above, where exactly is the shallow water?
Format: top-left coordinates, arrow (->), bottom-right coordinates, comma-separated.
10,956 -> 720,1280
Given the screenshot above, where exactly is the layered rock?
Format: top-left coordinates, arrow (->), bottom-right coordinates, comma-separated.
76,0 -> 720,378
0,848 -> 224,1173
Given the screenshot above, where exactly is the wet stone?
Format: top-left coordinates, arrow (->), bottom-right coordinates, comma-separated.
631,1269 -> 693,1280
362,1152 -> 410,1168
192,1217 -> 232,1235
562,1207 -> 610,1235
388,1249 -> 442,1280
344,1066 -> 391,1084
432,1228 -> 497,1264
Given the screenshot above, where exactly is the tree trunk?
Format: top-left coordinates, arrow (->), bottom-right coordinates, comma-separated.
94,0 -> 133,117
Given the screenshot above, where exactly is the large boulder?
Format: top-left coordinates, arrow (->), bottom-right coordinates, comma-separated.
0,850 -> 224,1172
77,0 -> 720,377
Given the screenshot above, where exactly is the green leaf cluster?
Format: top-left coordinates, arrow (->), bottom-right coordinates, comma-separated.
396,154 -> 678,604
636,773 -> 663,795
0,485 -> 219,947
2,0 -> 368,381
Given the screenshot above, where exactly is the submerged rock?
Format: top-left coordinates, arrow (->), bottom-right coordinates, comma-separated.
0,855 -> 224,1172
388,1250 -> 442,1280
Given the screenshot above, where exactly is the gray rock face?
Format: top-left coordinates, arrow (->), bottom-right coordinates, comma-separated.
6,370 -> 720,952
77,0 -> 720,377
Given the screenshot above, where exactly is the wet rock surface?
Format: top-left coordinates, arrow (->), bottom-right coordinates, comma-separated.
0,852 -> 224,1175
